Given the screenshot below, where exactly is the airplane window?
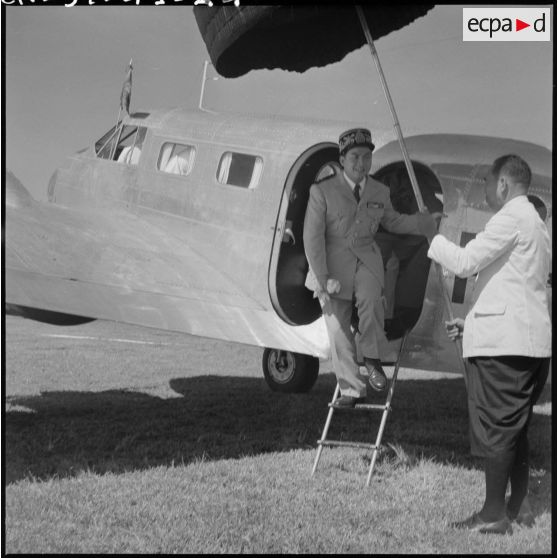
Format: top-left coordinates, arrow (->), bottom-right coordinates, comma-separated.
217,152 -> 263,189
95,125 -> 120,159
157,143 -> 196,176
118,145 -> 142,165
95,124 -> 147,165
115,126 -> 146,165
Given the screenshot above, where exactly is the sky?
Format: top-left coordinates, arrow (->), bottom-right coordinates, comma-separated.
4,4 -> 554,201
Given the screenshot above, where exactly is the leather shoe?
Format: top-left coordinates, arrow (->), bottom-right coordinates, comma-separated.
364,358 -> 387,392
332,395 -> 365,408
451,512 -> 512,535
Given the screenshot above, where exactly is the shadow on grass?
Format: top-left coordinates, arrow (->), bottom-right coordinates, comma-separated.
6,372 -> 551,513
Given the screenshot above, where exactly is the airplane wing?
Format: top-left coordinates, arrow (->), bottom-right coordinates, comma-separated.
7,186 -> 258,312
5,172 -> 330,358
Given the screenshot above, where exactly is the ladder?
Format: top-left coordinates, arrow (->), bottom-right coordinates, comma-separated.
311,330 -> 410,486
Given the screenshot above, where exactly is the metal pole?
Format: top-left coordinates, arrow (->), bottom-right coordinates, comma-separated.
356,6 -> 425,211
199,60 -> 218,114
356,6 -> 465,367
115,107 -> 122,130
198,60 -> 209,111
109,120 -> 123,162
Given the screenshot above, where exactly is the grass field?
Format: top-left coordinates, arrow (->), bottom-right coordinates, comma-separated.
4,316 -> 553,553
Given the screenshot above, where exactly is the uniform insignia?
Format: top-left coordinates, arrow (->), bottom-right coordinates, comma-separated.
368,202 -> 384,208
355,130 -> 366,144
338,128 -> 375,156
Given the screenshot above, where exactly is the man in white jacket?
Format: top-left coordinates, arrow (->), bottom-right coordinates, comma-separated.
428,154 -> 551,535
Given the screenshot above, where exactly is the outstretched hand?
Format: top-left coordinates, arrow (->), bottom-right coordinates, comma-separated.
417,211 -> 444,243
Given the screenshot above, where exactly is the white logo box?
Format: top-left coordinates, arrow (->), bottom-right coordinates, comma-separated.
463,7 -> 551,41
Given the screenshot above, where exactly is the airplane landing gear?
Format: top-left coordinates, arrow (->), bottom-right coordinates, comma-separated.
262,348 -> 319,393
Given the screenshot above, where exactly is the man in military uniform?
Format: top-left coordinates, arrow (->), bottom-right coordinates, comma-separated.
303,128 -> 439,407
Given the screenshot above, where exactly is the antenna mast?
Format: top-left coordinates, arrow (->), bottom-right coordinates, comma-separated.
198,60 -> 217,113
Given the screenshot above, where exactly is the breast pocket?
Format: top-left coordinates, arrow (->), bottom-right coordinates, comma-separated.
366,207 -> 383,233
474,304 -> 506,317
328,211 -> 347,234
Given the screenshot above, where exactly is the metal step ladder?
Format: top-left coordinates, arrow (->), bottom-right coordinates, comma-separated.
311,330 -> 410,486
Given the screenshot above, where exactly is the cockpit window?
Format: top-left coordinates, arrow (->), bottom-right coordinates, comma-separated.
157,143 -> 196,176
95,124 -> 147,165
217,152 -> 263,189
116,126 -> 146,165
95,125 -> 119,159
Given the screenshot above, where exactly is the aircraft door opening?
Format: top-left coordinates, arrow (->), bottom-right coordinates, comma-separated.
269,153 -> 445,340
269,143 -> 339,326
371,162 -> 444,339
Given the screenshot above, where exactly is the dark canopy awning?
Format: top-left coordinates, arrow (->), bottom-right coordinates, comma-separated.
194,5 -> 434,78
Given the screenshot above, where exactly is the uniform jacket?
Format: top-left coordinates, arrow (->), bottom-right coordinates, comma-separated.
303,172 -> 424,300
428,195 -> 551,358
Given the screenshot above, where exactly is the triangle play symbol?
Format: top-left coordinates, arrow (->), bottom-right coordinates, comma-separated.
516,19 -> 530,31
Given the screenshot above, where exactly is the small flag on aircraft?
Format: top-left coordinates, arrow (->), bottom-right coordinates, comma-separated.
120,59 -> 133,114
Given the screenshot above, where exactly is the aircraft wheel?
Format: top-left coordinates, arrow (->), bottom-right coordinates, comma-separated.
262,348 -> 319,393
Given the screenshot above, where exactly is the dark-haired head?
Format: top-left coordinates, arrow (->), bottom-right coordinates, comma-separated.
485,154 -> 532,210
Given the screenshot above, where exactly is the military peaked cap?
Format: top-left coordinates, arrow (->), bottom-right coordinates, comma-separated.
339,128 -> 375,156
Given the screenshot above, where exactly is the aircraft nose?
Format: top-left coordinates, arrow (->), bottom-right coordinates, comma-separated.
6,171 -> 34,208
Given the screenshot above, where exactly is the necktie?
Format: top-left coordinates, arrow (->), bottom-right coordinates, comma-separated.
354,183 -> 361,203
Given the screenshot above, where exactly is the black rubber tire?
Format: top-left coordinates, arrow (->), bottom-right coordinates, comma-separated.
262,348 -> 319,393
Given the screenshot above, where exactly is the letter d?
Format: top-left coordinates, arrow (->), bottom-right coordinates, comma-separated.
534,13 -> 545,32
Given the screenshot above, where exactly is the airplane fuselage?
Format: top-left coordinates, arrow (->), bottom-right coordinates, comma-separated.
6,108 -> 553,379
